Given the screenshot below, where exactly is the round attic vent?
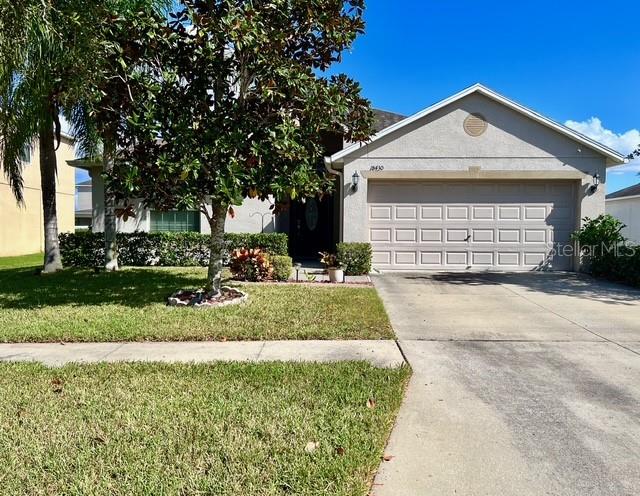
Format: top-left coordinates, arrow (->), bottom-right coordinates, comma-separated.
463,113 -> 488,137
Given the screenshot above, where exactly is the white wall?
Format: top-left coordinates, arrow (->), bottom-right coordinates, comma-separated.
607,197 -> 640,243
201,197 -> 276,234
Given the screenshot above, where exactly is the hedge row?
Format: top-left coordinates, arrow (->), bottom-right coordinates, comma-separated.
59,231 -> 288,268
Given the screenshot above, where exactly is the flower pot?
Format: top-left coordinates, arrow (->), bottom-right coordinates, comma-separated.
328,267 -> 344,283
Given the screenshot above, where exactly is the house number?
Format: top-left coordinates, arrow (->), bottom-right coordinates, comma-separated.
369,165 -> 385,172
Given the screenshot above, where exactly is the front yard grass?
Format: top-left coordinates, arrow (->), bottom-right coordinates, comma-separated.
0,361 -> 409,496
0,254 -> 394,342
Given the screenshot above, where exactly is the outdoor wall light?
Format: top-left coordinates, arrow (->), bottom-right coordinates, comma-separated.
351,171 -> 360,192
589,173 -> 600,194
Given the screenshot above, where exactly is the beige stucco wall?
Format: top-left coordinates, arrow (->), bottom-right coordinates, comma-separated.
0,137 -> 76,257
607,197 -> 640,243
338,94 -> 608,264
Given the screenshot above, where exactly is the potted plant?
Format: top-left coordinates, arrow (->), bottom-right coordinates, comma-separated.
319,252 -> 344,283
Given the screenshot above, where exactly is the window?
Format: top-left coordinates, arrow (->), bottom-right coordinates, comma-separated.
150,211 -> 201,232
20,145 -> 32,164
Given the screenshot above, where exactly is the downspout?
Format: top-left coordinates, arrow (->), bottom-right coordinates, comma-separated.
324,156 -> 344,243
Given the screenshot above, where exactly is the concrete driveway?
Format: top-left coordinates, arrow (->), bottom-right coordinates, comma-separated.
372,272 -> 640,496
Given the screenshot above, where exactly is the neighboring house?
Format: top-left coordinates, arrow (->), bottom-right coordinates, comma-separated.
0,134 -> 76,257
75,179 -> 93,230
69,84 -> 627,270
606,183 -> 640,243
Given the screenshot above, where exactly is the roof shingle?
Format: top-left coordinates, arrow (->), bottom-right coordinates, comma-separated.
606,182 -> 640,200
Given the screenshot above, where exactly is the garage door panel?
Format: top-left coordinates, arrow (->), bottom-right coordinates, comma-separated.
395,228 -> 417,242
370,206 -> 392,220
472,252 -> 494,265
472,206 -> 495,220
446,229 -> 469,242
524,206 -> 547,221
498,206 -> 521,220
498,252 -> 520,266
446,206 -> 469,220
446,252 -> 468,265
394,206 -> 418,220
420,251 -> 443,265
421,206 -> 443,220
524,230 -> 546,243
367,180 -> 575,271
421,229 -> 443,243
498,229 -> 520,243
395,251 -> 417,265
372,251 -> 391,265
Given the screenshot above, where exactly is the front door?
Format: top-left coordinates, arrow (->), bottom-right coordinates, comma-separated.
289,196 -> 334,259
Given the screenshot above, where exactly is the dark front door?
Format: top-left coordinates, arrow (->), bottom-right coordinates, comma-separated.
289,195 -> 334,259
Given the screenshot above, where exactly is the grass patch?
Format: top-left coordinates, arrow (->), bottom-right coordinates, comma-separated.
0,252 -> 42,269
0,255 -> 394,342
0,361 -> 409,495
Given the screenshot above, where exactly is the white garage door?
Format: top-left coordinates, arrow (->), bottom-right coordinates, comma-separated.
368,180 -> 576,271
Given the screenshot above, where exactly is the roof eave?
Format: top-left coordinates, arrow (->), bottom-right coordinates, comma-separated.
67,158 -> 102,171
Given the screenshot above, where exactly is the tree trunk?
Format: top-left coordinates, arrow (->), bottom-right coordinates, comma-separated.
39,115 -> 63,274
206,202 -> 228,295
103,128 -> 118,271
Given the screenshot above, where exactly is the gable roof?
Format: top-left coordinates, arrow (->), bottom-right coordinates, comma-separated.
372,109 -> 406,132
606,182 -> 640,200
328,83 -> 627,166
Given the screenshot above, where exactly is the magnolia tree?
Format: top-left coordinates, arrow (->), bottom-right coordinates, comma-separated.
112,0 -> 374,294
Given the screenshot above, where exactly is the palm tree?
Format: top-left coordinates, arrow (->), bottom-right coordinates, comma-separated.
0,0 -> 102,272
0,0 -> 168,272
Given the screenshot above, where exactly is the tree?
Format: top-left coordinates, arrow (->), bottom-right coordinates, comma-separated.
112,0 -> 374,294
0,0 -> 103,272
67,0 -> 170,271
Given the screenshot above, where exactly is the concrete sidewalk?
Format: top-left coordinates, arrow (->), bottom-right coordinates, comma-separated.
0,340 -> 405,368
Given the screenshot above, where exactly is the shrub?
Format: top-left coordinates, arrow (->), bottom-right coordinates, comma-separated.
571,215 -> 640,287
337,242 -> 372,275
229,248 -> 272,282
59,231 -> 288,267
571,215 -> 626,276
270,255 -> 292,282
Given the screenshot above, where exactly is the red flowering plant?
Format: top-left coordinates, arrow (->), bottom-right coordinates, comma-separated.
230,248 -> 272,282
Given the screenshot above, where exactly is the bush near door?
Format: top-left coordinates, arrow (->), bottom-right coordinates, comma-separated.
337,243 -> 372,276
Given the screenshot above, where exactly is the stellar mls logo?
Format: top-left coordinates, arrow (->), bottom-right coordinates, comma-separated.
552,241 -> 637,258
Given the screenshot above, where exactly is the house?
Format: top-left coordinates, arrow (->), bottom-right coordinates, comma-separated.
606,183 -> 640,243
70,84 -> 627,271
75,179 -> 93,230
0,134 -> 76,257
326,84 -> 626,271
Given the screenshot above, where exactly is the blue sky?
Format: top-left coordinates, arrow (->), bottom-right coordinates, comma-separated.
328,0 -> 640,193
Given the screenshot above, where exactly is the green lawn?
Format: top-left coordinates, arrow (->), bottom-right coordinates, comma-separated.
0,361 -> 409,496
0,252 -> 42,269
0,254 -> 394,342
